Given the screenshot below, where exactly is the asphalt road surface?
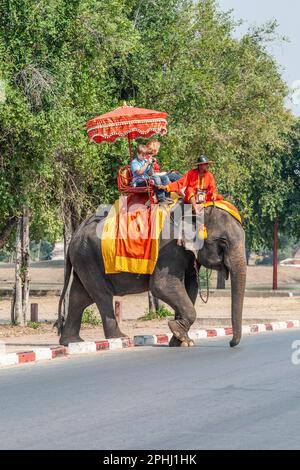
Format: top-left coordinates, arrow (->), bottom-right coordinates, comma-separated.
1,329 -> 300,450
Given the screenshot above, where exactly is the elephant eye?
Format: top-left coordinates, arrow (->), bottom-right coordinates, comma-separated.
215,238 -> 229,249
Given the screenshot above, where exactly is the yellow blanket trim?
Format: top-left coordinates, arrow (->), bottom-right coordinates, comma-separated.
204,201 -> 242,224
101,200 -> 119,274
115,256 -> 156,274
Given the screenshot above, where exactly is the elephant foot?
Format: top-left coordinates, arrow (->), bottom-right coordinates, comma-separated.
169,335 -> 195,347
59,335 -> 84,346
169,336 -> 182,347
168,319 -> 192,345
230,337 -> 241,348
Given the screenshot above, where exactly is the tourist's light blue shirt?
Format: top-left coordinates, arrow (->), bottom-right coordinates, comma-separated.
131,157 -> 151,184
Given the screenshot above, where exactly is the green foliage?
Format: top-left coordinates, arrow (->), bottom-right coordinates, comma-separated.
280,122 -> 300,239
0,0 -> 298,253
139,304 -> 173,321
199,267 -> 213,289
255,236 -> 299,265
82,306 -> 101,325
26,321 -> 40,329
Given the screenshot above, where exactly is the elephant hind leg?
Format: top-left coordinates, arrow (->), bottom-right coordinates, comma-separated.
93,292 -> 126,339
60,273 -> 93,346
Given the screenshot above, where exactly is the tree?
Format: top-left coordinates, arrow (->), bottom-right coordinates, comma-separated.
281,120 -> 300,240
0,0 -> 297,315
1,0 -> 294,241
0,0 -> 138,321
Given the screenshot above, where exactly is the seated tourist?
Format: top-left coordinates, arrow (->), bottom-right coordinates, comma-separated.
131,144 -> 172,204
146,139 -> 182,183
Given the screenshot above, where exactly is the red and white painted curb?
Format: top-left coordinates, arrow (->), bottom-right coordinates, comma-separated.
133,320 -> 300,346
0,338 -> 134,367
0,320 -> 299,367
0,345 -> 67,367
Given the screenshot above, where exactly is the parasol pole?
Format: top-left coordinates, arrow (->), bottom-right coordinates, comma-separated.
128,137 -> 133,161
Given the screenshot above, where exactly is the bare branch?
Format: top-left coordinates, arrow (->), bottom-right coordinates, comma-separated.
14,64 -> 55,110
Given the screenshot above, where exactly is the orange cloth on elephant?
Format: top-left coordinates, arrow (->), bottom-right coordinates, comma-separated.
167,169 -> 223,202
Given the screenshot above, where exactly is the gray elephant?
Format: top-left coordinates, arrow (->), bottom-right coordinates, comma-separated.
56,202 -> 246,347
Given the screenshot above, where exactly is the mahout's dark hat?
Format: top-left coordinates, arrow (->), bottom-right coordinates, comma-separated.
194,154 -> 214,167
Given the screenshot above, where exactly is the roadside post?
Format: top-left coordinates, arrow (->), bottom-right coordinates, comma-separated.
30,303 -> 39,323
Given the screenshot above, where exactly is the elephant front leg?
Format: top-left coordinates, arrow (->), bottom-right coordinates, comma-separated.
150,273 -> 197,347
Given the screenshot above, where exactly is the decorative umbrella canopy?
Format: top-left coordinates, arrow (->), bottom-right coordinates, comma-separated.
86,104 -> 168,159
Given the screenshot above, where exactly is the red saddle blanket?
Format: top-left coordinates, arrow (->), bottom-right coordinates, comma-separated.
102,196 -> 176,274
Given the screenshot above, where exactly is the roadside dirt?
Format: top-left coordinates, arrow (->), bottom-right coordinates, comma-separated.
1,293 -> 300,326
1,263 -> 300,289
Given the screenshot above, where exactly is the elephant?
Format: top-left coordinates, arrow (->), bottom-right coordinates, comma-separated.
56,201 -> 246,347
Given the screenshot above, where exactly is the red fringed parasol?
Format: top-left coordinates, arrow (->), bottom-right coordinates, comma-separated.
86,104 -> 168,159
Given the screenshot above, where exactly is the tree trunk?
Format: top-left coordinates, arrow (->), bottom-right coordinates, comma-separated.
37,240 -> 41,261
11,209 -> 30,325
21,207 -> 30,325
12,218 -> 22,325
245,249 -> 251,266
216,271 -> 226,289
148,291 -> 161,312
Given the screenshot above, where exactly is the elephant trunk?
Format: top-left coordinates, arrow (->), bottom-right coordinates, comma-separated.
228,244 -> 247,347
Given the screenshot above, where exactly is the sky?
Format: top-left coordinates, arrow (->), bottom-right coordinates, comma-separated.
216,0 -> 300,116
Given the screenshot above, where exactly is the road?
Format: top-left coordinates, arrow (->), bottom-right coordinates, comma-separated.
1,330 -> 300,450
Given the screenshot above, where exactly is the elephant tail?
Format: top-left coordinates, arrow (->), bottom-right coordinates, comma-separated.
53,247 -> 72,335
